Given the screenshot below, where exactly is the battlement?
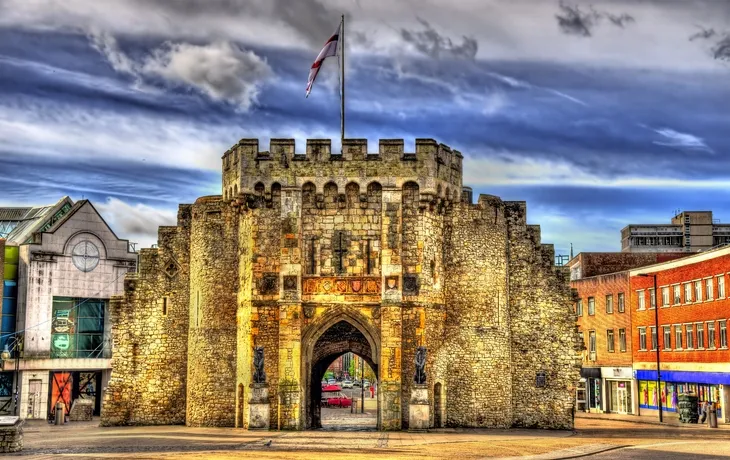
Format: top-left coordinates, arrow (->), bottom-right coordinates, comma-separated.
221,138 -> 463,202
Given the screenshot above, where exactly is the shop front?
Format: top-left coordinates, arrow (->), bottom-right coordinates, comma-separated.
636,370 -> 729,423
580,367 -> 602,413
601,367 -> 634,414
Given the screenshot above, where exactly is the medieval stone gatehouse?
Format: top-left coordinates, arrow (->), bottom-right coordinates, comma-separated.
100,138 -> 581,430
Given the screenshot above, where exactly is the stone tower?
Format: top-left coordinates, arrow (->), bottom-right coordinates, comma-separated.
101,138 -> 581,430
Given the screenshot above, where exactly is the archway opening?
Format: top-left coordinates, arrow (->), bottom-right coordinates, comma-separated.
306,320 -> 379,430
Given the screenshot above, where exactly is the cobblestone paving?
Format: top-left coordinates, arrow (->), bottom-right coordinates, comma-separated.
14,417 -> 730,459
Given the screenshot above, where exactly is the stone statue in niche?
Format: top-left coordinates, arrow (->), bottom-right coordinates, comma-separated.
253,346 -> 266,383
414,346 -> 427,385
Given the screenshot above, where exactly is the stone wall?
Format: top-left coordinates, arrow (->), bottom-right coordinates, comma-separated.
100,206 -> 192,426
505,201 -> 581,429
0,419 -> 23,453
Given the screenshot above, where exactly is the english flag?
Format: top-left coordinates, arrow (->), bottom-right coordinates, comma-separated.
306,24 -> 341,97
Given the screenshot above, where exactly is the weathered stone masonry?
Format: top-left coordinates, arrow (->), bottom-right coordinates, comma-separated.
101,138 -> 581,430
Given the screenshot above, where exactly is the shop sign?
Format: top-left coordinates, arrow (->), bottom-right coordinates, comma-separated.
601,367 -> 632,379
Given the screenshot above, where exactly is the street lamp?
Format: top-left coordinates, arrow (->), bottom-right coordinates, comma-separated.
638,273 -> 663,423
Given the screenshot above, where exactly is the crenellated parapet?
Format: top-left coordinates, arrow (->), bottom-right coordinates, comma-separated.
221,138 -> 463,205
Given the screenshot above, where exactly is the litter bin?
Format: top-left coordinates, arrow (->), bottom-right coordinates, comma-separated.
55,401 -> 65,425
709,403 -> 718,429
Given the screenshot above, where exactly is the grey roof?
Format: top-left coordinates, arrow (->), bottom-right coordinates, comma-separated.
0,196 -> 74,244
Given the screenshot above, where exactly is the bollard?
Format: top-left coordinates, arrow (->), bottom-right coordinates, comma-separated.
55,402 -> 65,425
709,403 -> 718,429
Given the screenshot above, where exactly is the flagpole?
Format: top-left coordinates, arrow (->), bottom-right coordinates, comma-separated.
340,14 -> 345,154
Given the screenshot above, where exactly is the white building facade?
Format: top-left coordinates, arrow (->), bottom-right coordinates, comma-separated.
1,200 -> 136,420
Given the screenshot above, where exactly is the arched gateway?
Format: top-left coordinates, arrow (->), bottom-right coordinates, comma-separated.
100,138 -> 580,431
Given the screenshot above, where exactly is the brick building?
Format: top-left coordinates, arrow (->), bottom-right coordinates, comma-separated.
571,252 -> 688,416
100,137 -> 581,431
630,246 -> 730,424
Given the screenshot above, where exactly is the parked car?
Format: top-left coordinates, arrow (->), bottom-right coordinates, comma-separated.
342,380 -> 353,388
353,380 -> 361,387
328,378 -> 336,385
363,379 -> 370,389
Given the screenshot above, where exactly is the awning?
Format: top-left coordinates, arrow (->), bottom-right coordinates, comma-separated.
580,367 -> 601,379
636,370 -> 730,385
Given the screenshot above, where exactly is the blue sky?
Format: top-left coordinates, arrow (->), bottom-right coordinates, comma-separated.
1,0 -> 729,253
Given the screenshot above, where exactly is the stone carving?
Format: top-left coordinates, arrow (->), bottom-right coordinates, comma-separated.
259,273 -> 278,295
253,346 -> 266,383
283,276 -> 297,291
164,258 -> 180,279
302,277 -> 381,296
303,305 -> 315,318
414,346 -> 427,385
371,305 -> 381,319
385,276 -> 399,291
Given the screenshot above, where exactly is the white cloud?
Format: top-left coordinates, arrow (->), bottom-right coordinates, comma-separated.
89,33 -> 273,110
652,128 -> 714,153
481,91 -> 508,116
96,197 -> 176,248
463,153 -> 730,189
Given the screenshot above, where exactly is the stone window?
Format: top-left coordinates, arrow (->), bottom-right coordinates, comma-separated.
638,327 -> 647,351
161,296 -> 169,316
619,328 -> 627,352
587,297 -> 595,316
637,290 -> 645,310
606,329 -> 615,353
617,293 -> 625,313
605,295 -> 613,314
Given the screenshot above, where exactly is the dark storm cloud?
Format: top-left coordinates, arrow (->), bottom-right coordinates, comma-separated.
555,1 -> 635,37
400,18 -> 478,60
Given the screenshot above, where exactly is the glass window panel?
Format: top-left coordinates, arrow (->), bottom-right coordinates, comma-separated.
2,280 -> 17,298
77,318 -> 103,333
77,334 -> 103,357
78,301 -> 104,318
1,315 -> 15,332
51,333 -> 76,358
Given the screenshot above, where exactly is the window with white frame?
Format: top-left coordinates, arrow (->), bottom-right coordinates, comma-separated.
649,288 -> 656,308
607,329 -> 615,352
661,286 -> 670,307
684,283 -> 693,303
695,280 -> 702,302
618,293 -> 625,313
686,324 -> 694,349
697,322 -> 705,348
638,327 -> 647,351
663,326 -> 671,349
619,328 -> 627,352
638,290 -> 646,310
705,278 -> 714,301
606,294 -> 614,314
589,330 -> 597,360
576,299 -> 583,316
708,321 -> 716,348
650,326 -> 658,350
588,297 -> 595,315
718,275 -> 726,299
675,325 -> 683,349
673,285 -> 681,305
720,320 -> 728,348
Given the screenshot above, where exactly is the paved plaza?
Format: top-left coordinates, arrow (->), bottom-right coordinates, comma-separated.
9,414 -> 730,459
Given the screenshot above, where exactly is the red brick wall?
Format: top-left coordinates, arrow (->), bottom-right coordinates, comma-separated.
573,271 -> 633,367
631,250 -> 730,365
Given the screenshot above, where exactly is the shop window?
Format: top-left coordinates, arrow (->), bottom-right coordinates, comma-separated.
708,322 -> 716,348
720,320 -> 728,349
51,297 -> 107,359
607,329 -> 615,352
663,326 -> 672,350
619,328 -> 627,352
606,295 -> 613,314
617,293 -> 625,313
638,327 -> 647,351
